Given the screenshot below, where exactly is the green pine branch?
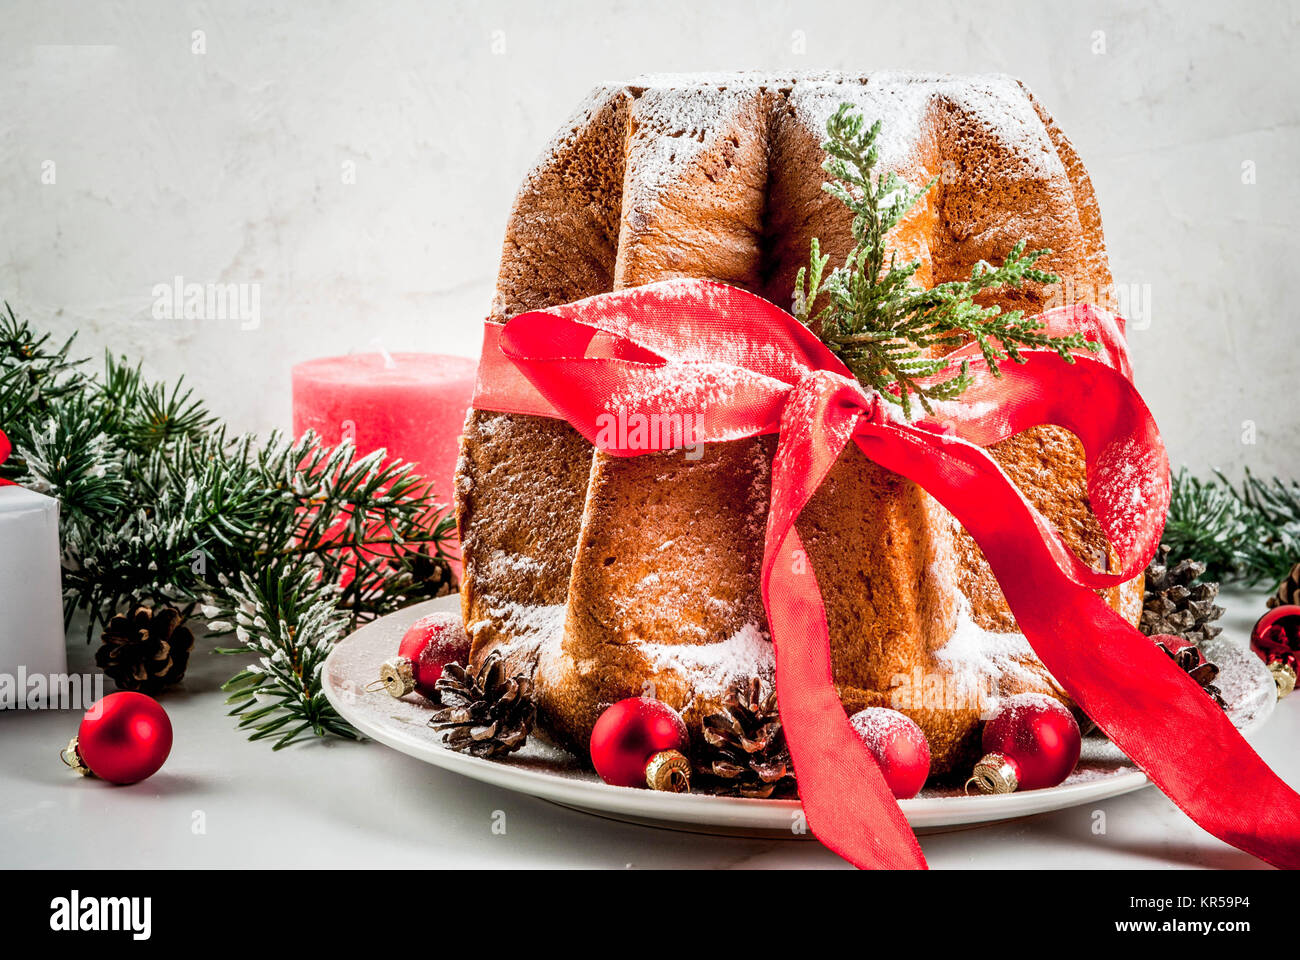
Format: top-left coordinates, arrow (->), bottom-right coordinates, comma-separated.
0,302 -> 84,399
250,431 -> 461,628
209,565 -> 362,749
1166,467 -> 1300,587
794,104 -> 1099,418
15,393 -> 129,531
96,353 -> 220,454
0,303 -> 88,482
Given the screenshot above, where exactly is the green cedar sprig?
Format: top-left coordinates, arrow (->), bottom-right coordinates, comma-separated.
794,104 -> 1099,418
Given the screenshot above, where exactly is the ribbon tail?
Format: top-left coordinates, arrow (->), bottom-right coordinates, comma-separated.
762,373 -> 927,870
765,524 -> 928,869
855,420 -> 1300,870
1004,566 -> 1300,868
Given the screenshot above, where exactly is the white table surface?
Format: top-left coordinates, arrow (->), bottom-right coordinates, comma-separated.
1,589 -> 1293,870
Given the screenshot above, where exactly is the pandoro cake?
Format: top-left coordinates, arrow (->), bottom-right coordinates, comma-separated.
455,72 -> 1142,778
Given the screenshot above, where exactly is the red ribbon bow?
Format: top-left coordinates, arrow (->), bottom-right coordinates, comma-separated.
472,278 -> 1300,869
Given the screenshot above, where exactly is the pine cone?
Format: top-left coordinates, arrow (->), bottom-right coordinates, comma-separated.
408,546 -> 456,596
428,653 -> 534,758
1267,561 -> 1300,609
389,545 -> 457,601
1140,544 -> 1224,645
699,678 -> 796,798
95,604 -> 194,694
1153,635 -> 1227,710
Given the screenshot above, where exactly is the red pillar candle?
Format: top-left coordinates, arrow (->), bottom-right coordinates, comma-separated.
291,352 -> 477,505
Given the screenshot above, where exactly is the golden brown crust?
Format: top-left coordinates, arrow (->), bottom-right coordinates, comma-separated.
615,84 -> 772,291
1019,82 -> 1115,312
490,83 -> 630,320
458,85 -> 631,668
535,82 -> 778,753
538,438 -> 775,754
958,427 -> 1127,632
763,79 -> 942,311
458,411 -> 593,668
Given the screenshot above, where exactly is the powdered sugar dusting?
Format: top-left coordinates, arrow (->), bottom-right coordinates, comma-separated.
786,72 -> 1058,179
632,623 -> 775,700
491,601 -> 566,639
989,690 -> 1067,722
1201,632 -> 1277,733
621,82 -> 765,199
848,706 -> 922,755
1091,433 -> 1168,562
933,599 -> 1059,711
604,360 -> 786,425
467,600 -> 567,665
482,549 -> 548,580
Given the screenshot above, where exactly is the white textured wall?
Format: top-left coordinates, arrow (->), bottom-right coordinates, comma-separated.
3,0 -> 1297,477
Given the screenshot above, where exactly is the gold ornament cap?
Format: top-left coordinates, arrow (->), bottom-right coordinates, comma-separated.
966,752 -> 1019,795
1269,660 -> 1297,700
376,656 -> 416,698
644,749 -> 692,793
60,736 -> 92,777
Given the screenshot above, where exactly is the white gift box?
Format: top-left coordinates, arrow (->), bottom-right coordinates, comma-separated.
0,484 -> 66,706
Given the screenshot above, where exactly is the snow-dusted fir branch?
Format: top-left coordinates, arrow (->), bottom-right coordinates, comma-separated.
253,433 -> 460,626
794,105 -> 1098,419
1166,468 -> 1300,587
206,567 -> 360,748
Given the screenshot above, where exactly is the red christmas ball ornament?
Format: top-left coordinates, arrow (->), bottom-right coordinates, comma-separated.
590,697 -> 692,792
968,693 -> 1080,794
374,612 -> 471,701
848,707 -> 930,799
62,692 -> 172,785
1250,604 -> 1300,699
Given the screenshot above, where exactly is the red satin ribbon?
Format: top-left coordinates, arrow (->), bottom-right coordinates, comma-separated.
0,429 -> 13,486
473,278 -> 1300,870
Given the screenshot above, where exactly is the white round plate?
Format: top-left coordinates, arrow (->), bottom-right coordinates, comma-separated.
322,594 -> 1276,837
